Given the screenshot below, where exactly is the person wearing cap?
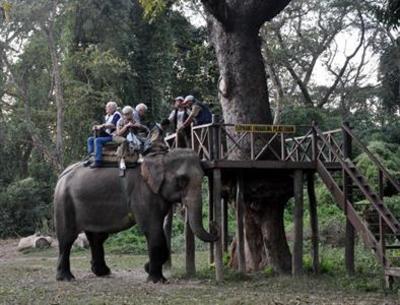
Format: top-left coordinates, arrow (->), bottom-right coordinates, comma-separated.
168,96 -> 191,147
86,100 -> 121,168
178,95 -> 212,132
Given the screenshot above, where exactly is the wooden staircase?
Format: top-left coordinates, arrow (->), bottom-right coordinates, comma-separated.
175,118 -> 400,283
314,125 -> 400,286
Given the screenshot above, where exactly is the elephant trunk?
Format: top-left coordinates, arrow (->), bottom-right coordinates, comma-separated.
184,185 -> 218,243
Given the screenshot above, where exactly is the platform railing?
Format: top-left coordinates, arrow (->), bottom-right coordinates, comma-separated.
285,126 -> 343,163
167,120 -> 395,168
192,123 -> 288,161
188,119 -> 347,163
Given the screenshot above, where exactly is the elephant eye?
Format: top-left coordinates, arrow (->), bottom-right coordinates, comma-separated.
176,175 -> 189,189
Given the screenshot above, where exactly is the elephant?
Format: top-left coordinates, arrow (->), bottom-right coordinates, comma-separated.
54,148 -> 217,283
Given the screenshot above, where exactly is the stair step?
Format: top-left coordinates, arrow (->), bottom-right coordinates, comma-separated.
382,233 -> 400,237
385,245 -> 400,250
388,256 -> 400,263
385,267 -> 400,277
345,184 -> 359,188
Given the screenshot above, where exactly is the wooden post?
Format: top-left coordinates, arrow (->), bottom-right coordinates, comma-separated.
211,115 -> 220,160
208,125 -> 214,160
222,197 -> 229,252
210,114 -> 223,280
250,133 -> 254,160
185,208 -> 196,276
343,121 -> 355,275
163,208 -> 173,268
236,174 -> 246,274
311,121 -> 318,161
213,168 -> 223,282
208,175 -> 214,264
292,169 -> 304,275
191,123 -> 195,150
280,133 -> 285,160
307,172 -> 319,274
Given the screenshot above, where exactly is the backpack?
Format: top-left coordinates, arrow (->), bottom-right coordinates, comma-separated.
194,101 -> 212,125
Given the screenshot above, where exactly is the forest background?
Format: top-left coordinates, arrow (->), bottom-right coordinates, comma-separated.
1,0 -> 400,264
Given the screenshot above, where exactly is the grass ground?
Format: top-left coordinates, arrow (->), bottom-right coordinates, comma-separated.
0,239 -> 399,305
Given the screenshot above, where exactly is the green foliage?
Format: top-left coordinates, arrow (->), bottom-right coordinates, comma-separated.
355,141 -> 400,190
0,178 -> 51,238
139,0 -> 167,19
0,0 -> 218,238
374,0 -> 400,29
382,195 -> 400,216
105,226 -> 148,255
378,40 -> 400,113
280,105 -> 341,131
357,195 -> 400,218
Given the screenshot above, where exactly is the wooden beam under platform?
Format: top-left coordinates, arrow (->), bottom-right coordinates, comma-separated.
202,160 -> 343,173
202,160 -> 317,170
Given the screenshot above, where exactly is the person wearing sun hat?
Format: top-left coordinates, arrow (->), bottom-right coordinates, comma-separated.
164,96 -> 189,147
178,95 -> 212,132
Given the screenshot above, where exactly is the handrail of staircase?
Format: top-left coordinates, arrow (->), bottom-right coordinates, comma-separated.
341,123 -> 400,194
314,125 -> 398,230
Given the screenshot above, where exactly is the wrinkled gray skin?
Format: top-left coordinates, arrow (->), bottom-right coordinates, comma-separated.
54,148 -> 217,283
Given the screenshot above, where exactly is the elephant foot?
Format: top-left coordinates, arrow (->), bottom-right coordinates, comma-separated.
56,271 -> 75,281
91,263 -> 111,277
146,274 -> 168,284
144,262 -> 150,274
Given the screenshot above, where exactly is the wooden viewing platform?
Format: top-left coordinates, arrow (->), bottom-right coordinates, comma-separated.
165,118 -> 400,287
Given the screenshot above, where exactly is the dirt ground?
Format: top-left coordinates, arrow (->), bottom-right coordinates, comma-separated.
0,239 -> 399,305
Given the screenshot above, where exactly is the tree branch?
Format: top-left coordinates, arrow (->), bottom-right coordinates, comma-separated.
275,30 -> 314,107
318,10 -> 365,108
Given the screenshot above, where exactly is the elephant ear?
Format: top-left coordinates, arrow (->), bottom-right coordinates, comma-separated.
140,155 -> 165,194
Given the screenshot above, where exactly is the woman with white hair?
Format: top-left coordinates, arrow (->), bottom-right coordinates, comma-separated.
133,103 -> 148,124
114,105 -> 148,169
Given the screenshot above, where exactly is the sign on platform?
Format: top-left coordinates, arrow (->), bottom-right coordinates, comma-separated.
234,124 -> 296,133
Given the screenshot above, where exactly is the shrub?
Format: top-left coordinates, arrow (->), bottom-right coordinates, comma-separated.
0,177 -> 51,238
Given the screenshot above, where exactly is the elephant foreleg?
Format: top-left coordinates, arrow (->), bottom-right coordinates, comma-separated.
145,227 -> 170,283
85,231 -> 111,277
163,208 -> 173,268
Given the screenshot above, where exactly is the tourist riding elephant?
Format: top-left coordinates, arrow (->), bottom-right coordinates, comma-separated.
54,148 -> 217,283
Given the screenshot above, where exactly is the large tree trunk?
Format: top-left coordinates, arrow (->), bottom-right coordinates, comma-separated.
228,173 -> 293,273
211,21 -> 272,126
46,0 -> 64,170
204,1 -> 292,273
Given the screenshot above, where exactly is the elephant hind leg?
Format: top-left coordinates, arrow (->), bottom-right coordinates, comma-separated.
85,231 -> 110,277
56,236 -> 77,281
